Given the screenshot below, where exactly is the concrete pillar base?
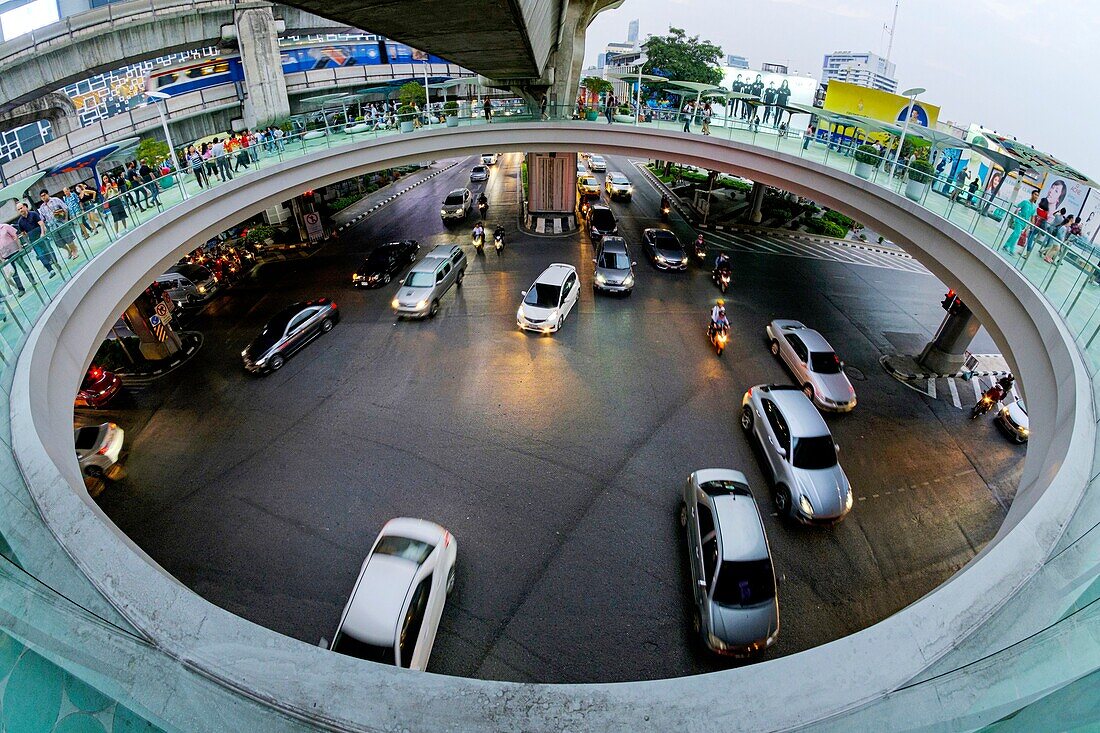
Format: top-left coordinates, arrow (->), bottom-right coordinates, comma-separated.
749,181 -> 765,224
915,344 -> 967,374
917,303 -> 980,373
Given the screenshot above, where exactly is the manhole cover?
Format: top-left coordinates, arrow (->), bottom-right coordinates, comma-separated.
845,365 -> 867,381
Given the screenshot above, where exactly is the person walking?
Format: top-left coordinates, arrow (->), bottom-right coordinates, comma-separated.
14,201 -> 58,278
951,169 -> 968,202
803,124 -> 814,150
38,190 -> 77,260
187,146 -> 207,189
211,138 -> 233,182
234,132 -> 251,172
138,159 -> 161,208
701,103 -> 712,135
0,221 -> 33,296
540,93 -> 548,120
682,100 -> 693,133
105,185 -> 128,235
1003,189 -> 1039,254
61,186 -> 91,237
76,183 -> 104,233
1025,197 -> 1050,255
605,93 -> 616,124
483,98 -> 493,123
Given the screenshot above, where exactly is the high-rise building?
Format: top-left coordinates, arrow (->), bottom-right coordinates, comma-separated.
627,19 -> 639,44
726,54 -> 749,69
821,50 -> 897,93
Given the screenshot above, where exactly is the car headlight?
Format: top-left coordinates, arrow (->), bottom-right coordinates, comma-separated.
241,350 -> 248,358
1019,426 -> 1030,436
517,307 -> 524,320
623,274 -> 634,286
440,208 -> 447,216
416,299 -> 428,310
391,298 -> 400,309
197,285 -> 206,294
656,253 -> 667,262
547,310 -> 558,322
799,495 -> 814,516
845,490 -> 854,509
595,273 -> 607,284
352,273 -> 361,281
999,407 -> 1010,417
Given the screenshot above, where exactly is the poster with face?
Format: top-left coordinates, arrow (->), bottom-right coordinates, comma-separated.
1075,188 -> 1100,241
897,102 -> 930,128
720,68 -> 815,106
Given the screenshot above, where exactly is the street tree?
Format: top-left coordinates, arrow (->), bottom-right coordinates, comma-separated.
641,27 -> 723,97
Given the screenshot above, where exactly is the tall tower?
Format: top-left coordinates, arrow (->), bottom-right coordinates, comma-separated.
627,19 -> 639,45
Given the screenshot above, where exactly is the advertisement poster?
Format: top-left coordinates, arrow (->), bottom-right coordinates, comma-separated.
722,68 -> 817,107
822,80 -> 940,128
933,147 -> 962,194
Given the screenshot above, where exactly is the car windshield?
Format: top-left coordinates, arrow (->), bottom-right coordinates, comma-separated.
374,535 -> 433,564
809,351 -> 842,374
591,210 -> 615,229
331,633 -> 396,665
403,271 -> 435,288
713,559 -> 776,607
652,232 -> 681,252
598,251 -> 630,269
792,436 -> 838,470
74,427 -> 101,450
524,283 -> 561,308
366,248 -> 392,265
610,175 -> 627,184
444,193 -> 464,205
581,177 -> 597,187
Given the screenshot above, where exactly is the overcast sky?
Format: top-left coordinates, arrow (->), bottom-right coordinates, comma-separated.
584,0 -> 1100,179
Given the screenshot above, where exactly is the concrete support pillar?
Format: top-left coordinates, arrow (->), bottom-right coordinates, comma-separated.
917,302 -> 980,373
235,7 -> 290,129
0,93 -> 79,138
124,303 -> 181,362
749,182 -> 766,224
542,0 -> 613,115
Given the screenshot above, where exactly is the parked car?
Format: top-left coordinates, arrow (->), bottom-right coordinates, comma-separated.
604,172 -> 633,201
766,320 -> 856,412
74,365 -> 122,409
588,205 -> 618,240
440,188 -> 472,223
392,248 -> 466,319
481,153 -> 497,165
330,518 -> 457,671
517,263 -> 580,334
353,240 -> 420,288
593,237 -> 635,295
242,298 -> 340,373
588,154 -> 607,171
740,384 -> 853,524
680,469 -> 779,655
577,175 -> 601,197
642,228 -> 688,270
470,165 -> 489,182
996,391 -> 1029,443
74,422 -> 124,478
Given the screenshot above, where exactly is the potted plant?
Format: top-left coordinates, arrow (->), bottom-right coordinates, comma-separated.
398,105 -> 416,133
853,144 -> 880,179
444,100 -> 459,127
614,104 -> 634,123
581,77 -> 611,121
905,159 -> 934,201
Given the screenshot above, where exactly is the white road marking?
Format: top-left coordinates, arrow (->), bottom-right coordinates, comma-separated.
971,376 -> 983,402
947,378 -> 961,408
926,378 -> 936,398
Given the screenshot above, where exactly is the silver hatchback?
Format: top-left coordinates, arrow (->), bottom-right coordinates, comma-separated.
680,469 -> 779,655
592,237 -> 635,294
740,384 -> 853,524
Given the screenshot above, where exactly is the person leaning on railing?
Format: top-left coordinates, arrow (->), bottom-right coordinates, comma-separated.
0,219 -> 34,297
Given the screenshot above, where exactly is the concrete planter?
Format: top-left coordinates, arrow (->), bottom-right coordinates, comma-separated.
854,161 -> 874,180
399,120 -> 415,133
584,110 -> 599,121
905,179 -> 927,202
445,116 -> 459,128
345,123 -> 370,134
614,114 -> 635,123
303,130 -> 326,141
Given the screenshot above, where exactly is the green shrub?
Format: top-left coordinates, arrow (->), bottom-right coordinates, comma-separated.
244,225 -> 275,245
397,104 -> 416,119
397,81 -> 425,108
444,100 -> 459,117
822,210 -> 854,229
135,138 -> 169,164
907,159 -> 935,184
821,221 -> 847,238
854,144 -> 881,166
331,195 -> 363,212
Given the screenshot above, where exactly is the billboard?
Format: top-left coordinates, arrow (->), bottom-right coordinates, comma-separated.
722,68 -> 817,108
823,80 -> 940,129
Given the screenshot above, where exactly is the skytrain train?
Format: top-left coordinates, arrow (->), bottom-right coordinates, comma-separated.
145,40 -> 450,97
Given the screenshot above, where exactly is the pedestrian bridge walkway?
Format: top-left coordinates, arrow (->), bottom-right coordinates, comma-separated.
1,111 -> 1097,731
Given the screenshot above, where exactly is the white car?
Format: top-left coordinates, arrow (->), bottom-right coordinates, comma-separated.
74,422 -> 124,478
766,320 -> 856,412
440,188 -> 472,222
604,172 -> 633,201
330,518 -> 457,671
996,391 -> 1029,443
517,263 -> 580,334
470,165 -> 489,182
481,153 -> 497,165
588,154 -> 607,171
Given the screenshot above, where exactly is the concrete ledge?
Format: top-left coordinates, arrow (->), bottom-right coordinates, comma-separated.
10,123 -> 1095,730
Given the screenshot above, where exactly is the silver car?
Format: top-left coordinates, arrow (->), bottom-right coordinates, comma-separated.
604,172 -> 633,201
740,384 -> 853,524
392,249 -> 466,319
470,165 -> 489,182
680,469 -> 779,656
766,320 -> 856,412
996,391 -> 1029,443
440,188 -> 472,223
592,237 -> 635,294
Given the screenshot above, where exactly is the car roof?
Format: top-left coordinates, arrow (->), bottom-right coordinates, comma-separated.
341,555 -> 418,646
713,495 -> 769,562
767,388 -> 831,437
580,174 -> 598,181
445,188 -> 468,197
382,517 -> 447,546
472,164 -> 487,169
424,243 -> 462,258
409,259 -> 445,273
590,204 -> 612,213
599,237 -> 628,253
776,321 -> 833,352
646,228 -> 677,238
608,172 -> 628,180
590,154 -> 606,159
534,263 -> 576,286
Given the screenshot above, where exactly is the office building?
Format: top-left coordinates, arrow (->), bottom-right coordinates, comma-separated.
821,50 -> 897,93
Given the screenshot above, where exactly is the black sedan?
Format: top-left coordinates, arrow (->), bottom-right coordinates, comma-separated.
642,228 -> 688,270
352,240 -> 420,288
588,205 -> 618,240
242,298 -> 340,374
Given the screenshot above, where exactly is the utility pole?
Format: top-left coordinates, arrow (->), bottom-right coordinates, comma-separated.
884,0 -> 901,65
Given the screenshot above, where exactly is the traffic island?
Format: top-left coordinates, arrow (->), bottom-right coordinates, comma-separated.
880,352 -> 1011,382
112,331 -> 204,382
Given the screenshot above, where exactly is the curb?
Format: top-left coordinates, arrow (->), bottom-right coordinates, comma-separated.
116,332 -> 204,382
879,354 -> 1011,382
333,161 -> 461,234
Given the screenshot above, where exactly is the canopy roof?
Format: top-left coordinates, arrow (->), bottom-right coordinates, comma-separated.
607,72 -> 669,84
0,171 -> 46,205
45,137 -> 140,178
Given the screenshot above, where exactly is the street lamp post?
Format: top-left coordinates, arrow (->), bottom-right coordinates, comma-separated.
146,91 -> 187,199
892,86 -> 926,176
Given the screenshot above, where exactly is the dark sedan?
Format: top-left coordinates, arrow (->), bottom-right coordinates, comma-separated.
242,298 -> 340,374
588,205 -> 619,240
643,228 -> 688,270
352,240 -> 420,288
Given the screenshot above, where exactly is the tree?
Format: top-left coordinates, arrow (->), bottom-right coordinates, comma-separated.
398,81 -> 425,108
641,27 -> 723,97
136,137 -> 169,163
582,76 -> 613,96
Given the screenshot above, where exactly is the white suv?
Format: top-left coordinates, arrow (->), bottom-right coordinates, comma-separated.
74,422 -> 124,478
517,263 -> 580,334
330,518 -> 457,671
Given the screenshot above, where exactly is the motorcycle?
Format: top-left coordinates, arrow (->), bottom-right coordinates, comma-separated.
472,228 -> 485,252
579,198 -> 593,220
478,200 -> 488,218
660,202 -> 671,222
971,392 -> 998,419
493,229 -> 504,255
690,235 -> 707,262
712,267 -> 732,294
709,323 -> 730,357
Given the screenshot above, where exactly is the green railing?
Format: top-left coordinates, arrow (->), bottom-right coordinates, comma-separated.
0,102 -> 1095,730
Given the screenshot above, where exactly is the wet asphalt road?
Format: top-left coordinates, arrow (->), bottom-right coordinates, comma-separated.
88,151 -> 1022,683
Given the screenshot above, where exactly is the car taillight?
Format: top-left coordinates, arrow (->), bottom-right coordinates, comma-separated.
330,302 -> 338,310
89,367 -> 102,379
97,445 -> 110,455
443,531 -> 451,546
747,387 -> 753,398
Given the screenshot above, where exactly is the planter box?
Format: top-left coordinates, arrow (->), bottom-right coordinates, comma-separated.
584,110 -> 599,121
445,116 -> 459,128
613,114 -> 635,123
303,130 -> 326,141
904,179 -> 927,202
399,120 -> 415,133
854,161 -> 873,180
345,123 -> 370,134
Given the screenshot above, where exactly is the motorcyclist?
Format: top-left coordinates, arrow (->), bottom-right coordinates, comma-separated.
981,375 -> 1014,405
660,194 -> 671,215
494,225 -> 505,242
709,299 -> 728,335
714,252 -> 731,272
694,233 -> 705,253
472,222 -> 485,245
477,192 -> 488,209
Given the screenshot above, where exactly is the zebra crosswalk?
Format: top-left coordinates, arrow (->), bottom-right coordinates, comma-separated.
706,229 -> 930,274
909,373 -> 1006,410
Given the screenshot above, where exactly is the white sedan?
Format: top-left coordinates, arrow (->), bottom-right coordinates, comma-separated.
766,320 -> 856,412
74,422 -> 124,478
330,518 -> 457,671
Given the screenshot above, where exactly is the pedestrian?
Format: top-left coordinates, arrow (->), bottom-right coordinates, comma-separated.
540,93 -> 548,120
682,100 -> 693,133
605,93 -> 616,124
138,159 -> 161,208
483,98 -> 493,123
966,177 -> 980,206
105,186 -> 128,235
76,183 -> 104,233
1043,215 -> 1073,263
0,220 -> 33,296
187,145 -> 207,189
61,186 -> 91,237
1026,197 -> 1050,254
1003,189 -> 1039,254
14,201 -> 58,278
211,137 -> 233,182
37,189 -> 66,227
50,208 -> 79,260
701,103 -> 712,135
201,143 -> 218,181
234,132 -> 251,171
803,125 -> 814,150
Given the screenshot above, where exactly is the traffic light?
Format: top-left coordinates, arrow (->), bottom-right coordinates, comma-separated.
941,289 -> 964,315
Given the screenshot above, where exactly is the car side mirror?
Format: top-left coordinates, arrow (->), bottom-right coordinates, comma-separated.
592,258 -> 597,264
777,446 -> 788,458
520,290 -> 527,297
834,443 -> 841,453
631,261 -> 637,266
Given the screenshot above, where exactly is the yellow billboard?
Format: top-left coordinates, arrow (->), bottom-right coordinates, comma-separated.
823,80 -> 940,130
